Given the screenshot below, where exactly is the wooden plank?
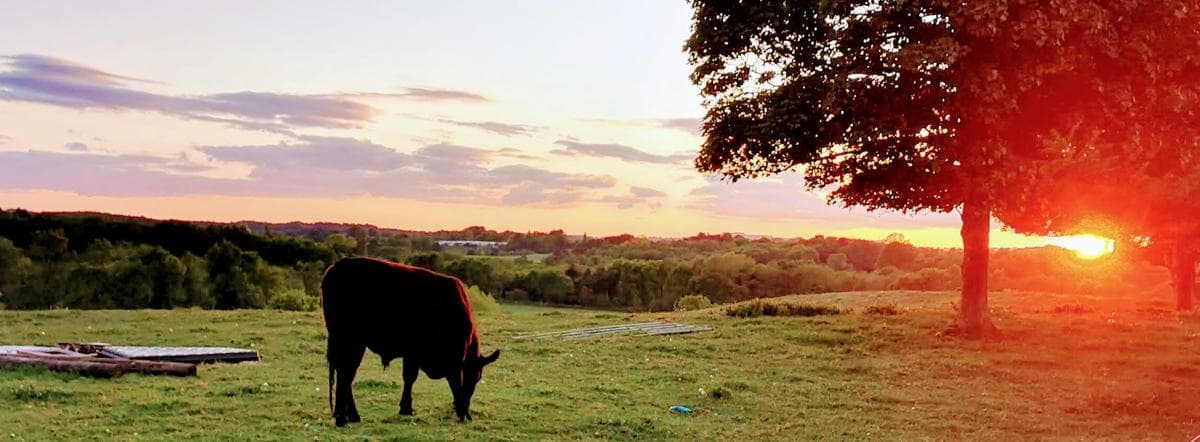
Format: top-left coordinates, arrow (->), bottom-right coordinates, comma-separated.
517,321 -> 715,340
99,346 -> 260,364
515,322 -> 668,339
10,352 -> 196,377
0,354 -> 131,378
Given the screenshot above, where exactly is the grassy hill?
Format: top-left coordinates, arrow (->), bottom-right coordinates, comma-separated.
2,290 -> 1199,440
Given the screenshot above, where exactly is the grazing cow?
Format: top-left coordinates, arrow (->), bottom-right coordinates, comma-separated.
321,257 -> 500,426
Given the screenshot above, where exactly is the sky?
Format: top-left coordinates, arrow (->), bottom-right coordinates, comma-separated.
0,1 -> 1068,248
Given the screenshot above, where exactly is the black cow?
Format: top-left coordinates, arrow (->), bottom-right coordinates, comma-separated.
321,257 -> 500,426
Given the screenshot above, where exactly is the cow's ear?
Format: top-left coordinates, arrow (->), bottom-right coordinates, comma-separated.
481,350 -> 500,366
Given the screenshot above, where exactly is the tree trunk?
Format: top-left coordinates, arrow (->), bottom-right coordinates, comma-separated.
1171,243 -> 1196,311
952,200 -> 998,337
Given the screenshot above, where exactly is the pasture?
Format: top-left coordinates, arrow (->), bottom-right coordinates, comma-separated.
2,290 -> 1199,440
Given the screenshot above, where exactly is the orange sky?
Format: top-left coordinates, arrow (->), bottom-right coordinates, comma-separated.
0,2 -> 1078,250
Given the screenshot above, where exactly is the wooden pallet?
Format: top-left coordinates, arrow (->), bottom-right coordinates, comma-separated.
513,321 -> 714,340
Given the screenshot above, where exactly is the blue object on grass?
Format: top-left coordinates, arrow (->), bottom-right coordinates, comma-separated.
669,405 -> 693,414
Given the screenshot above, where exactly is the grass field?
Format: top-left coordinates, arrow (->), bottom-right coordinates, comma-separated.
2,290 -> 1200,441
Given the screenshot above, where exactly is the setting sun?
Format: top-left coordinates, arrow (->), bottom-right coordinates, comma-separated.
1050,235 -> 1115,259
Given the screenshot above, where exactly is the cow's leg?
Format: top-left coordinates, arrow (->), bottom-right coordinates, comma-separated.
333,343 -> 366,426
447,371 -> 467,422
399,358 -> 419,415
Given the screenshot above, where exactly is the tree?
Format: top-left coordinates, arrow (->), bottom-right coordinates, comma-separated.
686,0 -> 1151,336
991,3 -> 1200,310
205,240 -> 267,309
521,269 -> 575,304
28,229 -> 68,263
324,233 -> 358,258
347,226 -> 369,256
878,235 -> 912,269
0,238 -> 31,302
140,246 -> 187,309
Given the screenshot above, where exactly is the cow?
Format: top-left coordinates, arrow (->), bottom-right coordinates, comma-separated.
321,257 -> 500,426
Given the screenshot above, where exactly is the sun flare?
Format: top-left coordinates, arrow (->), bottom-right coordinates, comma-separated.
1050,235 -> 1115,259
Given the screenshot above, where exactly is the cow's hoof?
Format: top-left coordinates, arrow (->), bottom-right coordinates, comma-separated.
335,417 -> 348,427
348,414 -> 361,423
399,407 -> 414,416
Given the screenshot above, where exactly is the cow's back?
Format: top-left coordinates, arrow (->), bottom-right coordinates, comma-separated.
321,257 -> 475,364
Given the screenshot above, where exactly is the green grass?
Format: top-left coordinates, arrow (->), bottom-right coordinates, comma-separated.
2,290 -> 1200,440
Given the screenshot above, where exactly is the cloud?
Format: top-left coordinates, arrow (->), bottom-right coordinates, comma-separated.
63,142 -> 88,152
688,174 -> 959,228
395,88 -> 490,103
631,186 -> 667,198
2,54 -> 157,86
0,138 -> 618,207
581,117 -> 703,136
501,184 -> 585,206
0,134 -> 10,145
198,136 -> 409,173
551,139 -> 692,165
437,119 -> 538,137
653,118 -> 703,136
494,147 -> 539,160
600,186 -> 668,210
0,54 -> 441,134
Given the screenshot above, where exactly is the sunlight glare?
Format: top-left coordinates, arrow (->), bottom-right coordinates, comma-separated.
1050,235 -> 1115,259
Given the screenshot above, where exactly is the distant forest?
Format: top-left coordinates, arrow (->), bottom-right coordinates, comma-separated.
0,209 -> 1171,312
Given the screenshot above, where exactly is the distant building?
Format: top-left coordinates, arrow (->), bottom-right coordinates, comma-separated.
436,240 -> 506,248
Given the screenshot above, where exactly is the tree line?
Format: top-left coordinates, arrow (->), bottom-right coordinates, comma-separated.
0,210 -> 1170,312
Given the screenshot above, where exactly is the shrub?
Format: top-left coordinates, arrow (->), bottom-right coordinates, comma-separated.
708,386 -> 731,400
1052,303 -> 1092,314
863,304 -> 901,315
467,285 -> 501,313
675,294 -> 713,311
725,300 -> 844,318
266,289 -> 318,312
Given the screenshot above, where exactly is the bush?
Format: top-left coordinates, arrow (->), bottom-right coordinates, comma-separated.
708,386 -> 731,400
267,289 -> 318,312
725,300 -> 845,318
675,294 -> 713,311
863,304 -> 901,315
466,285 -> 501,313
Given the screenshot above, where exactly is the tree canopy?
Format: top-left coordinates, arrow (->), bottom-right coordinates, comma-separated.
685,0 -> 1196,333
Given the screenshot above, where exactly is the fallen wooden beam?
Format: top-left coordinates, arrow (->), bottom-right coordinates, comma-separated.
0,354 -> 131,378
11,352 -> 197,377
125,359 -> 197,377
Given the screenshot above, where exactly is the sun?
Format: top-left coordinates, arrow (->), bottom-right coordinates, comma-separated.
1050,235 -> 1115,259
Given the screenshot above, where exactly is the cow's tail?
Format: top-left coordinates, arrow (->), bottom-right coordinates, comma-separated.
327,340 -> 335,416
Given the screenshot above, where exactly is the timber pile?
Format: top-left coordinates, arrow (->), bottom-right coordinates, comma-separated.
513,321 -> 714,340
0,346 -> 196,378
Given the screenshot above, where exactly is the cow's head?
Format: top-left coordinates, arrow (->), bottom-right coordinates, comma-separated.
457,349 -> 500,421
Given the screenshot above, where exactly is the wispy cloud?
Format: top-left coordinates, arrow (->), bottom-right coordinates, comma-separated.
551,139 -> 692,165
687,175 -> 959,228
436,119 -> 539,137
600,186 -> 668,209
63,142 -> 88,152
581,117 -> 703,136
395,87 -> 490,103
494,147 -> 540,160
0,137 -> 618,208
652,118 -> 702,136
340,88 -> 492,103
0,54 -> 491,135
0,55 -> 376,133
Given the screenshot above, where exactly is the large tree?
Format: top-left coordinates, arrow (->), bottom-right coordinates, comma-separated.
994,2 -> 1200,310
685,0 -> 1171,335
